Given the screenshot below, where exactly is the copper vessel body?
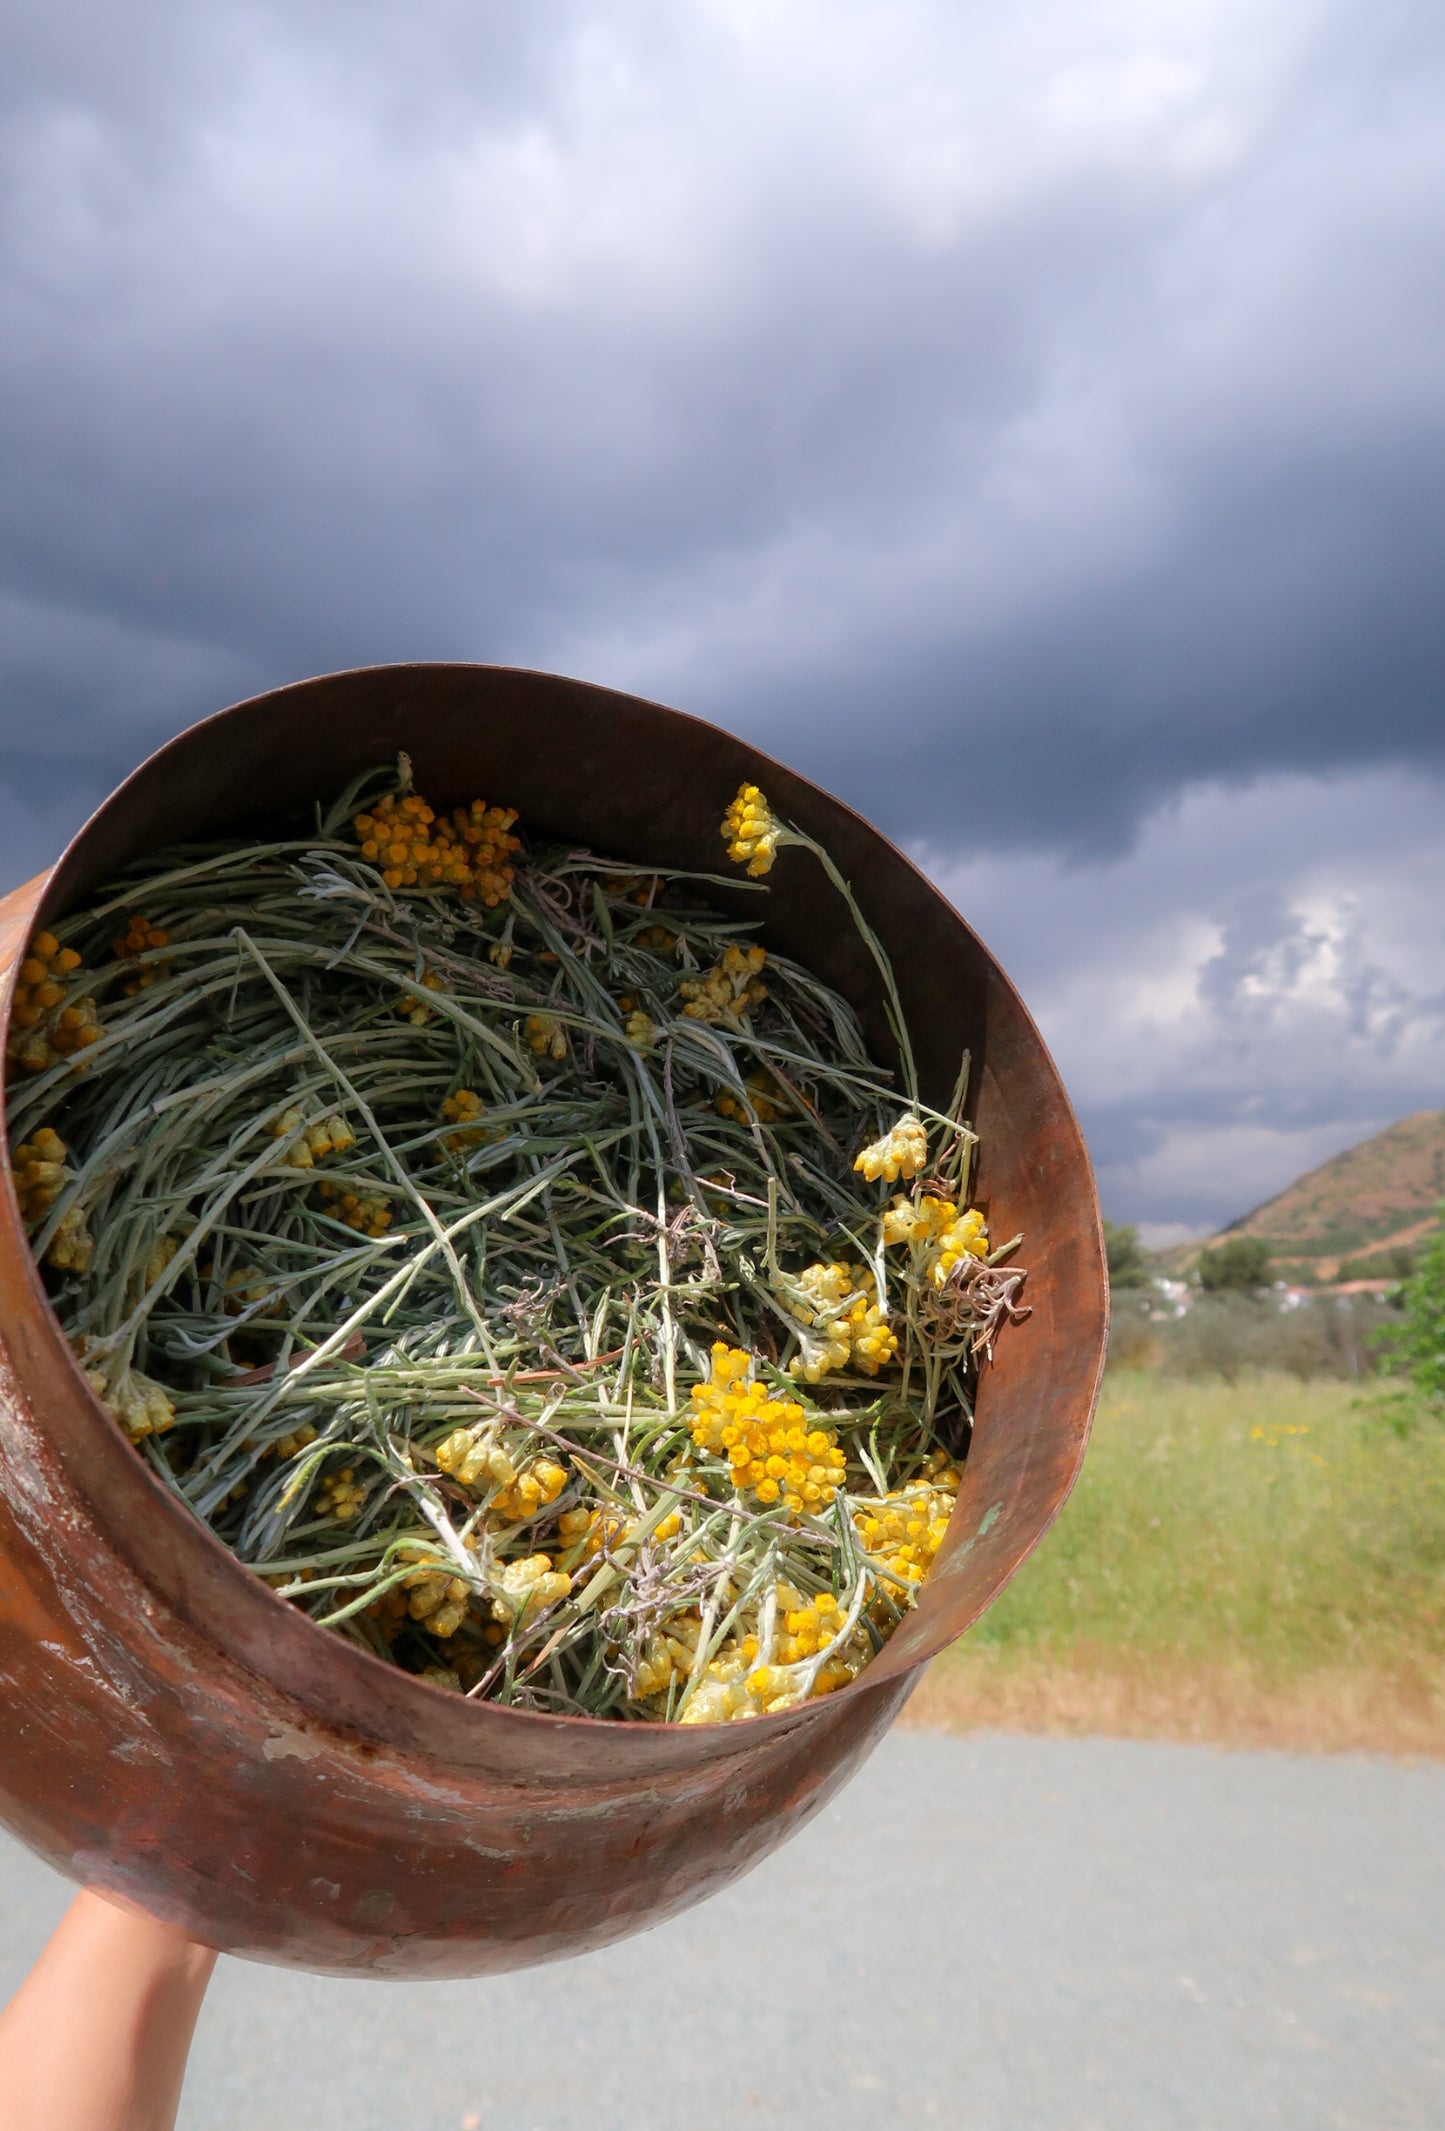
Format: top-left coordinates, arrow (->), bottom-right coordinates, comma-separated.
0,665 -> 1106,1975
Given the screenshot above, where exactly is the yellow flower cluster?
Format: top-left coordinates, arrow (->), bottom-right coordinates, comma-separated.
434,1423 -> 569,1523
784,1261 -> 898,1382
852,1457 -> 960,1589
12,1129 -> 93,1271
721,784 -> 779,877
11,1126 -> 70,1222
854,1114 -> 928,1183
631,1609 -> 706,1700
491,1552 -> 572,1622
315,1180 -> 392,1235
635,923 -> 677,958
525,1012 -> 567,1060
74,1345 -> 175,1442
373,1544 -> 472,1639
441,1087 -> 488,1150
674,1587 -> 869,1724
410,1576 -> 469,1638
393,967 -> 445,1025
715,1071 -> 787,1125
568,1503 -> 682,1566
881,1195 -> 988,1285
144,1234 -> 181,1288
610,873 -> 665,906
271,1108 -> 357,1168
222,1266 -> 278,1319
317,1466 -> 369,1523
9,932 -> 101,1075
630,1614 -> 762,1717
271,1423 -> 317,1459
689,1344 -> 847,1514
353,789 -> 521,905
46,1203 -> 93,1273
112,914 -> 171,994
680,944 -> 768,1025
622,1006 -> 658,1050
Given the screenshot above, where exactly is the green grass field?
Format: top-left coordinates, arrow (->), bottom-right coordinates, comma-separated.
909,1370 -> 1445,1754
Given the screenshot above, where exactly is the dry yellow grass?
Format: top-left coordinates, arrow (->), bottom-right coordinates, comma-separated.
904,1369 -> 1445,1757
903,1648 -> 1445,1757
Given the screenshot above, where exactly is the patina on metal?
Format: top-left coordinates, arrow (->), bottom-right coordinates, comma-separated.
0,665 -> 1107,1975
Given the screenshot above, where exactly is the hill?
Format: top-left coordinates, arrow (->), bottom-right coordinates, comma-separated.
1158,1110 -> 1445,1286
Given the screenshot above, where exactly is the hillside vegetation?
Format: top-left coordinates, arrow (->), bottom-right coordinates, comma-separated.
1159,1109 -> 1445,1286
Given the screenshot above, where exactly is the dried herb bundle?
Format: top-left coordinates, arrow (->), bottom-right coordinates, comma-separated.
6,764 -> 1027,1721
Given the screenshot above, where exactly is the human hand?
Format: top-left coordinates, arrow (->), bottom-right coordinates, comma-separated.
0,1886 -> 216,2131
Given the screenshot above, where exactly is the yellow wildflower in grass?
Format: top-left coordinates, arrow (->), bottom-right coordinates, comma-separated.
526,1012 -> 567,1061
881,1194 -> 988,1286
393,967 -> 445,1025
112,914 -> 171,995
315,1180 -> 393,1236
8,931 -> 101,1075
441,1087 -> 488,1150
854,1113 -> 928,1184
353,788 -> 520,905
721,784 -> 780,877
689,1343 -> 847,1514
679,944 -> 767,1025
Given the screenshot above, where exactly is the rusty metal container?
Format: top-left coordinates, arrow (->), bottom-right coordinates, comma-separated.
0,664 -> 1106,1975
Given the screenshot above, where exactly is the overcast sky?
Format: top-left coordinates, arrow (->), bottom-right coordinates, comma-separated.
3,0 -> 1442,1240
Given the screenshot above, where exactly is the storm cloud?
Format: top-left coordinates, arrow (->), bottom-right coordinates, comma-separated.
2,0 -> 1442,1228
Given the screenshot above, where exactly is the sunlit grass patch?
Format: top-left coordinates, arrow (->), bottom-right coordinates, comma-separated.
907,1370 -> 1445,1754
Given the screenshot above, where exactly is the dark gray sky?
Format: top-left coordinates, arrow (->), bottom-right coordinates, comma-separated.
3,0 -> 1442,1239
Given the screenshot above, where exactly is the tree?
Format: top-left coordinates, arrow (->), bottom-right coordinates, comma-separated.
1377,1210 -> 1445,1408
1103,1219 -> 1150,1288
1196,1236 -> 1272,1292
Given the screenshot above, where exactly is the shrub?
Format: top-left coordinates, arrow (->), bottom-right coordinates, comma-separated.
1103,1219 -> 1150,1288
1106,1292 -> 1157,1370
1336,1245 -> 1417,1284
1158,1293 -> 1396,1383
1197,1236 -> 1272,1292
1375,1211 -> 1445,1412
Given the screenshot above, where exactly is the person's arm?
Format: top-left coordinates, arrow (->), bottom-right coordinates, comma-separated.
0,1887 -> 216,2131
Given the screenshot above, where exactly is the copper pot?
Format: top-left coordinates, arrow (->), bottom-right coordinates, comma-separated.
0,665 -> 1105,1975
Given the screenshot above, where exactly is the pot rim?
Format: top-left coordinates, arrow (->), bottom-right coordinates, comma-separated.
0,660 -> 1106,1758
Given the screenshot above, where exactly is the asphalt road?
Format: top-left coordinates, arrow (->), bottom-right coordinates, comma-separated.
2,1729 -> 1441,2131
